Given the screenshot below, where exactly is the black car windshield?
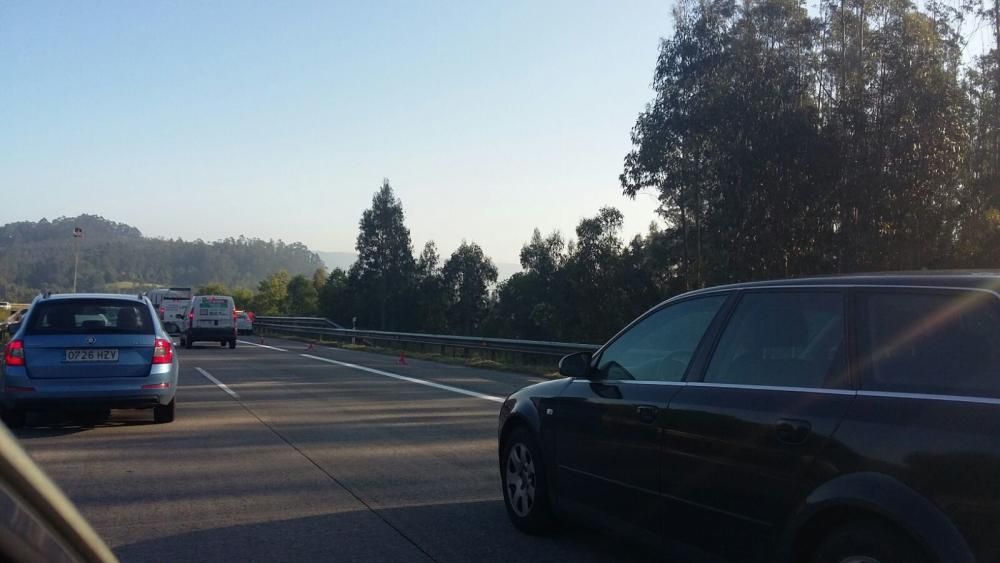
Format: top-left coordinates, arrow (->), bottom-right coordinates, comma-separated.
25,300 -> 155,335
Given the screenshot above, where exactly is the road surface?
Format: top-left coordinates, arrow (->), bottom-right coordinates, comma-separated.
13,336 -> 662,562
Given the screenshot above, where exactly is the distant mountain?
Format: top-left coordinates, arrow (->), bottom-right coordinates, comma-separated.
317,251 -> 357,271
0,215 -> 323,300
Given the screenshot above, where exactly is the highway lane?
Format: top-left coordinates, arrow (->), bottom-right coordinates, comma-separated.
12,337 -> 662,563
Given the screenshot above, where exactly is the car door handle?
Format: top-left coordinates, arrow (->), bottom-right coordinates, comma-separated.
775,418 -> 812,445
636,405 -> 658,424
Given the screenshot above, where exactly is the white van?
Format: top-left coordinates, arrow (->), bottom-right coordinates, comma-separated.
159,289 -> 193,335
181,295 -> 237,349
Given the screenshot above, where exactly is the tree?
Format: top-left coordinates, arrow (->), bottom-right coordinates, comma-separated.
231,287 -> 254,310
350,180 -> 417,330
561,208 -> 631,341
442,242 -> 498,334
286,274 -> 319,315
311,267 -> 327,294
414,241 -> 448,332
252,271 -> 290,315
318,268 -> 352,325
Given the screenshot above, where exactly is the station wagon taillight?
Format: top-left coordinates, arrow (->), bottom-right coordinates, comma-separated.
152,338 -> 174,365
3,340 -> 24,367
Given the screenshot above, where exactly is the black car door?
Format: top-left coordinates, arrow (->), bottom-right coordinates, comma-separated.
659,289 -> 855,560
550,294 -> 729,540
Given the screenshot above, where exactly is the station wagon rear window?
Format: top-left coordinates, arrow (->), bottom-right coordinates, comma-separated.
859,290 -> 1000,398
26,300 -> 155,335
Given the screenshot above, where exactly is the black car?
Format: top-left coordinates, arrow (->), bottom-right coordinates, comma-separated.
498,273 -> 1000,563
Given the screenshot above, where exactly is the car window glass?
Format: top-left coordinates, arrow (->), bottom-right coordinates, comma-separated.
596,295 -> 726,381
860,291 -> 1000,398
704,292 -> 844,388
26,300 -> 155,335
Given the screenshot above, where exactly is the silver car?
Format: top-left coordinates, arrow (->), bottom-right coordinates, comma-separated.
1,293 -> 179,428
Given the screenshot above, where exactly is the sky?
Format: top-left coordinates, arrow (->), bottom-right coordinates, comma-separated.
0,0 -> 672,267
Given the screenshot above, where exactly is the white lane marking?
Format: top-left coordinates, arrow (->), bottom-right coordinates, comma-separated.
237,340 -> 288,352
300,354 -> 505,403
195,367 -> 240,399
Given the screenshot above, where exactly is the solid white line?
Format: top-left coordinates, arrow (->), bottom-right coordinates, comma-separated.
237,340 -> 288,352
195,367 -> 240,399
299,353 -> 505,403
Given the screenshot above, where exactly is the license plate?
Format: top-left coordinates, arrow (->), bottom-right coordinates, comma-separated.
65,349 -> 119,362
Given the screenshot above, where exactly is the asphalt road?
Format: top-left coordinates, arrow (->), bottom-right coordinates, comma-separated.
13,336 -> 662,563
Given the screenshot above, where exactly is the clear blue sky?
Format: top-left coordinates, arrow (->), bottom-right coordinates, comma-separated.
1,1 -> 671,267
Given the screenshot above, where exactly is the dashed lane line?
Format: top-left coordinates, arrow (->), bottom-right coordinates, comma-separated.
195,367 -> 240,399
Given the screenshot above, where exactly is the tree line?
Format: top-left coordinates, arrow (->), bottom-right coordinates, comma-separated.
236,182 -> 739,343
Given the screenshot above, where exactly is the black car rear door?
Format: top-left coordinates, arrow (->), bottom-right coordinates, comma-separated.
659,289 -> 856,560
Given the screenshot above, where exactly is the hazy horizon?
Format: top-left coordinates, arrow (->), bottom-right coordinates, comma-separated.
1,1 -> 670,266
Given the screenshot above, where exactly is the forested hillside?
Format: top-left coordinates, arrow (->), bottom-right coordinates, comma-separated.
0,215 -> 323,300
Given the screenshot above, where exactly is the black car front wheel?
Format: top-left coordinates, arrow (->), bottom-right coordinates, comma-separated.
501,427 -> 556,534
810,519 -> 928,563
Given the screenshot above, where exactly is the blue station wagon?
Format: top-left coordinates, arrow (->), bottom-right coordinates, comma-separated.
1,293 -> 179,427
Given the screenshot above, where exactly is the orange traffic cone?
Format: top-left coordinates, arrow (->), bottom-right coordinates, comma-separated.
398,352 -> 408,365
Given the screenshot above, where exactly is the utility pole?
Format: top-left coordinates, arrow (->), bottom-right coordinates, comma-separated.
72,227 -> 83,293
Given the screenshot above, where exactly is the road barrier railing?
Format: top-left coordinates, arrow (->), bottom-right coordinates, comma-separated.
253,316 -> 599,362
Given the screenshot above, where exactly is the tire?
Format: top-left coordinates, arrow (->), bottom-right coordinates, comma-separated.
500,427 -> 556,534
153,399 -> 175,424
1,409 -> 26,429
810,519 -> 929,563
220,341 -> 226,347
229,339 -> 237,349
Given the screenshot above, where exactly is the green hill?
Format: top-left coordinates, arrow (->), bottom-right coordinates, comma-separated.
0,215 -> 324,300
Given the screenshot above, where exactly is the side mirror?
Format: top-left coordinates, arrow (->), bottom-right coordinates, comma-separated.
6,322 -> 21,335
559,352 -> 593,379
162,322 -> 180,335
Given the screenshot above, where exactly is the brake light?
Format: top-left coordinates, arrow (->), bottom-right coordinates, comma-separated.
3,340 -> 24,367
142,382 -> 170,389
152,338 -> 173,364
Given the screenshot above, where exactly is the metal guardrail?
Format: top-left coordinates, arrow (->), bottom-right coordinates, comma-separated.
253,317 -> 599,358
255,316 -> 344,329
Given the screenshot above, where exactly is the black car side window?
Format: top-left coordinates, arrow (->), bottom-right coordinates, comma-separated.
704,292 -> 845,388
859,290 -> 1000,398
596,295 -> 726,382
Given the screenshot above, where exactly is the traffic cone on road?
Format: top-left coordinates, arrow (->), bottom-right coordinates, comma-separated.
398,352 -> 408,365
